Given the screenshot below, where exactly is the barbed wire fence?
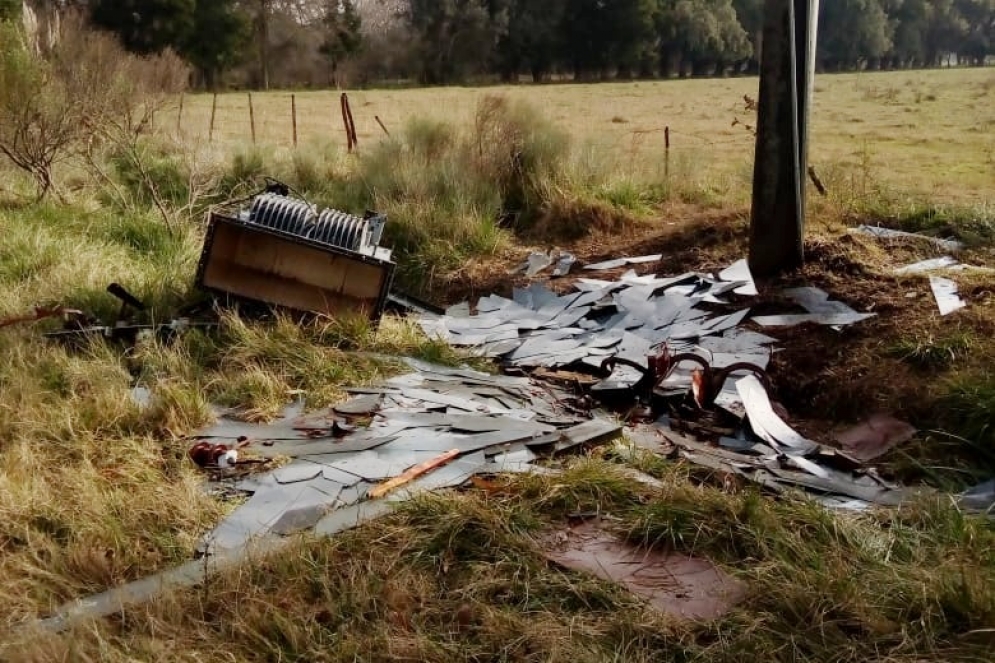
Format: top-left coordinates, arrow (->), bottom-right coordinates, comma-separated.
154,92 -> 391,153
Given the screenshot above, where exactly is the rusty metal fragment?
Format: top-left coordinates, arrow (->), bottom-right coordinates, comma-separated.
0,305 -> 83,330
833,414 -> 917,462
542,520 -> 745,620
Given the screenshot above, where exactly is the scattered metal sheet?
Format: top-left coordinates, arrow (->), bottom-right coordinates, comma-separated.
542,520 -> 745,620
717,436 -> 754,452
313,500 -> 394,537
894,256 -> 960,275
518,251 -> 553,277
663,430 -> 756,465
252,434 -> 394,460
765,467 -> 918,506
334,394 -> 383,416
326,451 -> 428,482
929,276 -> 967,316
273,462 -> 324,484
200,483 -> 330,552
376,431 -> 472,453
47,359 -> 630,632
704,308 -> 752,335
717,259 -> 758,296
584,255 -> 662,271
445,302 -> 471,318
448,415 -> 547,434
959,480 -> 995,514
336,482 -> 372,507
752,312 -> 875,328
712,379 -> 747,419
784,454 -> 831,479
783,287 -> 847,314
736,375 -> 818,453
852,224 -> 964,253
269,503 -> 335,535
490,448 -> 539,466
834,414 -> 917,462
549,420 -> 623,454
130,386 -> 152,409
553,252 -> 577,277
37,536 -> 292,633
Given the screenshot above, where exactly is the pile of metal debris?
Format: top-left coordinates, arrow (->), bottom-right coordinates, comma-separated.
37,361 -> 624,631
406,257 -> 958,510
186,254 -> 926,540
417,259 -> 871,420
189,359 -> 620,553
31,240 -> 993,631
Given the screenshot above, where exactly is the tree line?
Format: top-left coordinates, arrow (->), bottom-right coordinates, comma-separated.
3,1 -> 992,88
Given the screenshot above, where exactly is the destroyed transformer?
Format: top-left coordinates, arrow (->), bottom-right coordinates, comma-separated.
196,190 -> 396,322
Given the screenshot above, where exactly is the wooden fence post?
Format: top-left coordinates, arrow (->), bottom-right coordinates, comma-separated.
340,93 -> 358,152
340,93 -> 353,152
291,94 -> 298,147
176,93 -> 184,135
248,92 -> 256,144
664,126 -> 670,179
345,94 -> 357,150
209,92 -> 218,143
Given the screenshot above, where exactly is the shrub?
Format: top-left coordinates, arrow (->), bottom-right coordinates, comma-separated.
0,13 -> 188,200
471,94 -> 569,224
107,141 -> 190,211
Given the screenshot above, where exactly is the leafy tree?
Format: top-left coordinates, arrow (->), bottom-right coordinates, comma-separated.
183,1 -> 250,87
0,18 -> 188,199
881,0 -> 930,66
610,0 -> 658,77
560,0 -> 655,79
818,0 -> 893,69
955,0 -> 995,64
319,0 -> 362,86
656,0 -> 752,77
919,0 -> 968,65
89,0 -> 197,54
495,0 -> 566,82
91,0 -> 249,87
732,0 -> 764,70
0,0 -> 20,20
406,0 -> 505,84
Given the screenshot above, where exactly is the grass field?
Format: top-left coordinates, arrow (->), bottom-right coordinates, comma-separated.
2,68 -> 995,660
177,68 -> 995,206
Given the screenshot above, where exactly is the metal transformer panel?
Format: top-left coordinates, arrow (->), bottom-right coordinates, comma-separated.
196,210 -> 395,321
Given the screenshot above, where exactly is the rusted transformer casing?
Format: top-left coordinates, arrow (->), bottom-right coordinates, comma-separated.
196,207 -> 396,322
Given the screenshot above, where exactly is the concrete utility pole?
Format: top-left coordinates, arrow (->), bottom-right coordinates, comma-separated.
749,0 -> 819,277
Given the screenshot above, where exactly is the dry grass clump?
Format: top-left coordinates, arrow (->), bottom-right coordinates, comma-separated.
1,70 -> 994,661
0,199 -> 461,632
8,458 -> 993,662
